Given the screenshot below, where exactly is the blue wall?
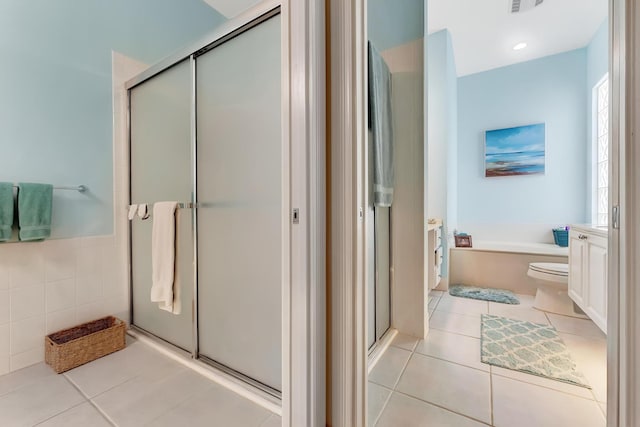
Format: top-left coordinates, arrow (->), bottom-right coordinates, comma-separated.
368,0 -> 424,51
586,19 -> 609,218
427,29 -> 457,276
0,0 -> 225,238
457,49 -> 588,227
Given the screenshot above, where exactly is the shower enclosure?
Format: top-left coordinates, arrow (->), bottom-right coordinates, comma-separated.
128,7 -> 284,396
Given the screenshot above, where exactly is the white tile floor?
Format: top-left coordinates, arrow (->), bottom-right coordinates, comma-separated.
0,336 -> 281,427
369,291 -> 607,427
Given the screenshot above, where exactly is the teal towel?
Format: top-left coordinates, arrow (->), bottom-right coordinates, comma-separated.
0,183 -> 14,242
17,183 -> 53,241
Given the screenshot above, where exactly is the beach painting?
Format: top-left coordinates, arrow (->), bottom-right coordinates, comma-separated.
485,123 -> 545,177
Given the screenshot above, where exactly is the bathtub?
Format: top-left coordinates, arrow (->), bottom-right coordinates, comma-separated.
447,240 -> 569,296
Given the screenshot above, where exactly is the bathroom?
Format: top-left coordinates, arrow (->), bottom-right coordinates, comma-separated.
366,0 -> 609,425
0,0 -> 630,426
0,1 -> 325,426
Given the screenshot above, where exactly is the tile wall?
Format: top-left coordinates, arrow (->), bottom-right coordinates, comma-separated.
0,236 -> 128,374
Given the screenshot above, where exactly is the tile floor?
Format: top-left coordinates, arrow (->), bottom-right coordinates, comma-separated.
369,291 -> 607,427
0,336 -> 281,426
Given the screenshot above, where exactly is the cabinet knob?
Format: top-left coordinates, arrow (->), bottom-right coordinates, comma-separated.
578,234 -> 588,240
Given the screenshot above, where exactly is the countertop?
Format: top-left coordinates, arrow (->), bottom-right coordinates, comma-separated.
570,224 -> 608,238
426,218 -> 442,231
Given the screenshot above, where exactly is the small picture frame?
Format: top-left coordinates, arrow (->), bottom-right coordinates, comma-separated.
454,235 -> 473,248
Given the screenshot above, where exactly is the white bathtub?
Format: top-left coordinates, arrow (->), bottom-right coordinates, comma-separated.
446,240 -> 568,296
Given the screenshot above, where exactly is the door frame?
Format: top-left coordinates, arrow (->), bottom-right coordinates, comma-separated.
124,1 -> 326,426
611,0 -> 640,425
327,0 -> 368,425
328,0 -> 637,425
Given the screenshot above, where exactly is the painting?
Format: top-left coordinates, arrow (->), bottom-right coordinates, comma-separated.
485,123 -> 545,177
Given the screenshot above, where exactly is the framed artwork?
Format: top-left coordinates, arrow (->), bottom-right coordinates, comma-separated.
454,235 -> 473,248
485,123 -> 545,177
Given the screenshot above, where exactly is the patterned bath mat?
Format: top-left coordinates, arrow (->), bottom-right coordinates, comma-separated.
449,284 -> 520,305
481,314 -> 590,388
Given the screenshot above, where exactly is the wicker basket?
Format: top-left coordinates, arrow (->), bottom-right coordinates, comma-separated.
45,316 -> 126,373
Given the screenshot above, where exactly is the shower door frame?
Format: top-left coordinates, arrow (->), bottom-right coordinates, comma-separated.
125,1 -> 326,426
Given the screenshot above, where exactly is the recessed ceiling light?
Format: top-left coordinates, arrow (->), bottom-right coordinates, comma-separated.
513,42 -> 528,51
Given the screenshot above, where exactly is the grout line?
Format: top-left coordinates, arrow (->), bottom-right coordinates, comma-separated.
411,351 -> 490,375
428,326 -> 480,340
432,310 -> 487,323
371,387 -> 394,426
33,400 -> 88,426
556,329 -> 607,341
63,369 -> 137,401
490,370 -> 597,401
391,351 -> 414,391
391,389 -> 492,426
61,374 -> 117,426
373,324 -> 490,426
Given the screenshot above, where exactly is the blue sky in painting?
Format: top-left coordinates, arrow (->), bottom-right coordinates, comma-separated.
485,123 -> 545,155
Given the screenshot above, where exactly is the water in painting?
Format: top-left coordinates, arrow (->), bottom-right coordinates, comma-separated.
485,123 -> 545,177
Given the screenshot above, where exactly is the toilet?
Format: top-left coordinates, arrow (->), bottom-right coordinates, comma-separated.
527,262 -> 587,318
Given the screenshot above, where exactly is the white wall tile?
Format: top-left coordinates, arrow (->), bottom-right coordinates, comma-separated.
81,236 -> 114,248
0,290 -> 8,325
76,250 -> 102,279
76,275 -> 103,305
46,308 -> 77,335
10,285 -> 45,321
0,356 -> 8,376
46,279 -> 76,314
76,301 -> 108,324
0,246 -> 10,290
9,246 -> 45,288
10,347 -> 44,372
101,244 -> 122,301
1,234 -> 127,373
43,242 -> 77,282
0,324 -> 9,357
103,297 -> 128,323
10,315 -> 45,355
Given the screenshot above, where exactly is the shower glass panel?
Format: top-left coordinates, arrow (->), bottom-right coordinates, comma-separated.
196,15 -> 282,392
130,60 -> 194,351
375,206 -> 391,340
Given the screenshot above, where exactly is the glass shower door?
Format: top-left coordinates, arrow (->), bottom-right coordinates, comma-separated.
129,60 -> 194,351
196,15 -> 282,393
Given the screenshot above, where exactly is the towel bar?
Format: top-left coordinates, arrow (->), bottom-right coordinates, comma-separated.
127,202 -> 197,211
12,184 -> 87,193
177,202 -> 198,209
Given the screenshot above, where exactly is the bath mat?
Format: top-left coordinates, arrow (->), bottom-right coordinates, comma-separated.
449,284 -> 520,305
481,314 -> 590,388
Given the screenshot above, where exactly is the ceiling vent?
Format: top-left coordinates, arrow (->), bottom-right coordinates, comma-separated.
510,0 -> 544,13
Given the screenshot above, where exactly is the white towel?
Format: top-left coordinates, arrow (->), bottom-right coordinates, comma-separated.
150,202 -> 181,314
128,204 -> 138,220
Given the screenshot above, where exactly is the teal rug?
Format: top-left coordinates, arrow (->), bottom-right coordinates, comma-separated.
449,284 -> 520,305
481,314 -> 591,388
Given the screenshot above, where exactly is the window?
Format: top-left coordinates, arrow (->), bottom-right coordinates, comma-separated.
594,74 -> 609,226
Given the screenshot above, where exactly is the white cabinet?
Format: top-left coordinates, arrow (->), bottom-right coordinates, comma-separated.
427,222 -> 443,290
568,226 -> 607,333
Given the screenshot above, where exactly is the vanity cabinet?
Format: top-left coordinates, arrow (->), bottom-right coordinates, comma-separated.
568,226 -> 607,333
